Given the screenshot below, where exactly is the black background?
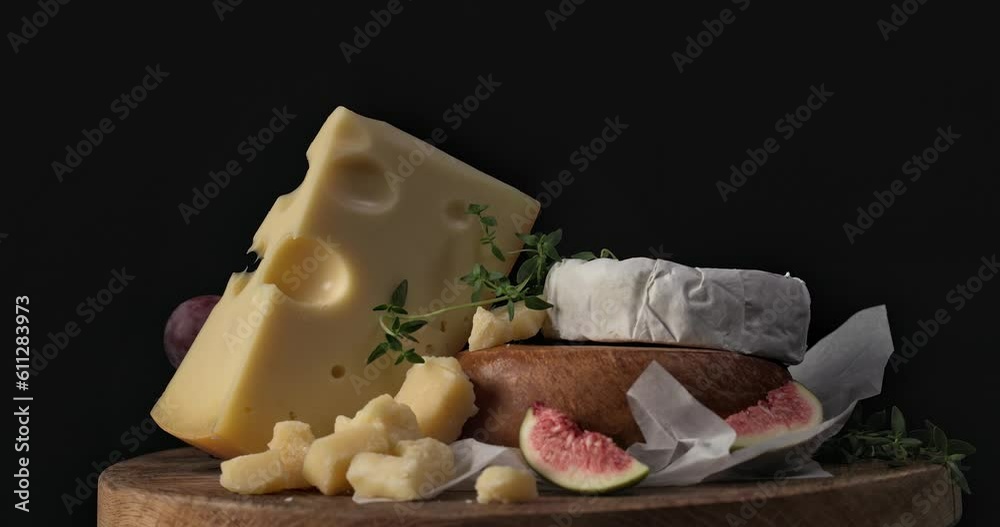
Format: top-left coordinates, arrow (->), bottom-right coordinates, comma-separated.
4,1 -> 996,525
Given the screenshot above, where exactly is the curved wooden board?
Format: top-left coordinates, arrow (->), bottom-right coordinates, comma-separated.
98,448 -> 962,526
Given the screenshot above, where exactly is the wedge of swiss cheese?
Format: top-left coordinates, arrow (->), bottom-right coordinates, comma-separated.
153,107 -> 537,458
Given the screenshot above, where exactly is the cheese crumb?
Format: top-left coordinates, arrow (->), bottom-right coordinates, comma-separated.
468,301 -> 547,351
475,466 -> 539,504
347,438 -> 456,500
220,421 -> 316,494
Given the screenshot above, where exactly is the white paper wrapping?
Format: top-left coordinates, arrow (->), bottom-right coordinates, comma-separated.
628,305 -> 893,485
355,305 -> 892,502
543,258 -> 812,364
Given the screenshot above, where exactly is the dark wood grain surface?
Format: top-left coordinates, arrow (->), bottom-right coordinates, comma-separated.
97,448 -> 961,526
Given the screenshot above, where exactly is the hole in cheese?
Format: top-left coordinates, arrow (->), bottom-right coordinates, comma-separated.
326,154 -> 397,213
259,236 -> 350,305
443,199 -> 474,230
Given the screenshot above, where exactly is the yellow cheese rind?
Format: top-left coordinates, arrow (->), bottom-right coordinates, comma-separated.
394,357 -> 477,444
302,424 -> 390,496
346,438 -> 456,501
152,106 -> 538,458
475,466 -> 539,504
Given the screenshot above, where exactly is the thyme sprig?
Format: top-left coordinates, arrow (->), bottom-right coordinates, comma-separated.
818,406 -> 976,494
368,202 -> 619,365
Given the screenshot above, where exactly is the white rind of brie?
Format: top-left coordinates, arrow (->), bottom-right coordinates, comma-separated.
542,258 -> 811,364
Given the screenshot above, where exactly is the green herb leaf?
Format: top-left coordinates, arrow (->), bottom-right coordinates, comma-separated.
399,320 -> 428,334
933,427 -> 949,452
507,300 -> 515,321
948,462 -> 971,494
388,306 -> 408,315
386,334 -> 402,351
542,242 -> 560,261
405,350 -> 425,364
392,317 -> 401,332
924,420 -> 939,434
948,440 -> 976,456
524,296 -> 553,310
372,304 -> 390,312
367,343 -> 388,364
395,352 -> 407,365
891,407 -> 906,436
516,255 -> 541,284
545,229 -> 563,246
391,280 -> 408,307
466,203 -> 488,215
480,215 -> 497,227
572,251 -> 597,261
516,233 -> 538,246
491,244 -> 506,261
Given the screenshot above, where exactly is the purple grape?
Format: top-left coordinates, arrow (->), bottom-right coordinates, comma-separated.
164,295 -> 220,368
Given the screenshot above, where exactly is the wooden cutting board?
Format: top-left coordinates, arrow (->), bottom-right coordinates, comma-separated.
98,448 -> 962,526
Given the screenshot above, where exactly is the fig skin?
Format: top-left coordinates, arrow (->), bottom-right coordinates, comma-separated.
164,295 -> 220,368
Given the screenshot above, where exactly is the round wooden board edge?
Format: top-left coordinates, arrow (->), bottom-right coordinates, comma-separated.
98,448 -> 962,527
